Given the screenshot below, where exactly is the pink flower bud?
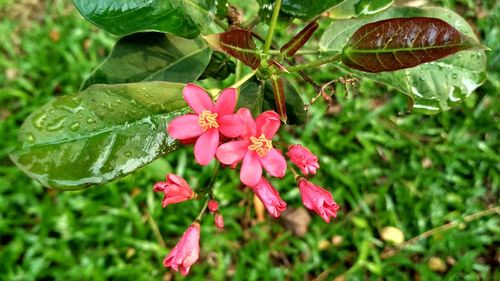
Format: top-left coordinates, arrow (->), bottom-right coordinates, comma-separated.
286,144 -> 320,176
297,179 -> 339,223
163,223 -> 200,276
153,174 -> 195,208
251,178 -> 287,218
214,212 -> 224,229
208,200 -> 219,213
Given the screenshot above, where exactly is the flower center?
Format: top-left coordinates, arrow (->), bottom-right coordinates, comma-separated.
248,134 -> 273,157
198,110 -> 219,131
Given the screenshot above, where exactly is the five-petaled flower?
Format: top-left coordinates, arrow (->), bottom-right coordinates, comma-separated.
168,84 -> 243,165
216,109 -> 287,186
163,223 -> 201,276
153,174 -> 195,207
297,179 -> 339,223
251,177 -> 287,218
287,144 -> 320,176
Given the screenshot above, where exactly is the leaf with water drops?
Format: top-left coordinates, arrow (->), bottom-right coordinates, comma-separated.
82,32 -> 212,89
10,82 -> 188,190
72,0 -> 216,38
328,0 -> 394,19
319,6 -> 487,113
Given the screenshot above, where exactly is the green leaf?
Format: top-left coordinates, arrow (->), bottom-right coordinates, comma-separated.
329,0 -> 394,19
319,7 -> 487,113
281,0 -> 345,19
10,82 -> 188,190
82,33 -> 212,89
263,79 -> 306,125
341,17 -> 484,72
237,78 -> 264,116
72,0 -> 216,38
199,52 -> 236,80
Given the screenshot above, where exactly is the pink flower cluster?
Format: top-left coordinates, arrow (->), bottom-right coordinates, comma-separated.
154,84 -> 340,276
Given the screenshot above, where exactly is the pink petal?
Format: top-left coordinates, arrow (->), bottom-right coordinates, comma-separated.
237,108 -> 257,139
216,140 -> 249,165
167,114 -> 203,140
240,151 -> 262,187
183,83 -> 213,114
218,114 -> 243,138
260,148 -> 287,178
194,128 -> 219,165
214,88 -> 237,116
256,111 -> 281,139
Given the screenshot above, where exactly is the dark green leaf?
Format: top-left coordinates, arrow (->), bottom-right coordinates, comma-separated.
263,79 -> 306,125
281,0 -> 345,19
199,52 -> 236,80
82,33 -> 212,89
72,0 -> 216,38
10,82 -> 188,190
237,78 -> 264,116
329,0 -> 394,19
342,17 -> 484,73
319,7 -> 487,113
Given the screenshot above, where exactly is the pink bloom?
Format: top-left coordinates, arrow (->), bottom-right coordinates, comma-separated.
208,200 -> 218,213
251,178 -> 287,218
298,179 -> 339,223
153,174 -> 195,207
286,144 -> 320,175
163,223 -> 200,276
214,212 -> 224,229
216,109 -> 287,186
168,84 -> 243,165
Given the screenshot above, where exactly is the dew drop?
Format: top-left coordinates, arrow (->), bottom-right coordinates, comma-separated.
69,122 -> 81,131
87,118 -> 96,124
452,73 -> 458,79
33,112 -> 47,129
27,133 -> 36,143
125,151 -> 132,157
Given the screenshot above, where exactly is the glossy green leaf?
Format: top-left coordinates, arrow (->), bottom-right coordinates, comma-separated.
281,0 -> 345,19
10,82 -> 188,190
72,0 -> 216,38
319,7 -> 487,113
328,0 -> 394,19
199,52 -> 236,80
342,17 -> 484,73
263,79 -> 306,125
237,78 -> 264,116
82,32 -> 212,89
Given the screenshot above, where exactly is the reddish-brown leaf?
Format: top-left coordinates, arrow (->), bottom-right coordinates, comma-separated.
204,29 -> 261,69
270,75 -> 287,123
280,21 -> 319,57
342,17 -> 483,73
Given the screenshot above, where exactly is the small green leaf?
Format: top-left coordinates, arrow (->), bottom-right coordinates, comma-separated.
263,79 -> 306,125
237,78 -> 264,116
319,7 -> 487,113
329,0 -> 394,19
282,0 -> 345,19
72,0 -> 216,38
82,33 -> 212,89
10,82 -> 188,190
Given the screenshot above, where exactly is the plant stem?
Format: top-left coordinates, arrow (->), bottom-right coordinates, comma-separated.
231,69 -> 257,89
195,164 -> 221,221
285,54 -> 341,73
263,0 -> 283,58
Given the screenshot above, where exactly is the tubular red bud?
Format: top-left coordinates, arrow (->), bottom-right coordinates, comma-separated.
297,179 -> 339,223
163,223 -> 200,276
153,174 -> 195,208
208,200 -> 219,213
286,144 -> 320,175
214,212 -> 224,229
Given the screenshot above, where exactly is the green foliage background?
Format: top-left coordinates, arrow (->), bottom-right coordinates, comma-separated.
0,0 -> 498,280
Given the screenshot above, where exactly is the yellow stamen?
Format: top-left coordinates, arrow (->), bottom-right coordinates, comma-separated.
198,110 -> 219,131
248,134 -> 273,157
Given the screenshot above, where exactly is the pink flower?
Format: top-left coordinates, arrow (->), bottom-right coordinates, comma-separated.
298,179 -> 339,223
168,84 -> 243,165
153,174 -> 195,207
214,212 -> 224,229
163,223 -> 200,276
208,200 -> 218,213
286,144 -> 320,175
216,109 -> 287,186
251,178 -> 287,218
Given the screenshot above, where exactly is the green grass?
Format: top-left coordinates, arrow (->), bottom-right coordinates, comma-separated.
1,1 -> 499,280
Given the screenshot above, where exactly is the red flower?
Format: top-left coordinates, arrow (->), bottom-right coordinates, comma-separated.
163,223 -> 200,276
208,200 -> 218,213
216,109 -> 287,186
286,144 -> 320,175
251,178 -> 287,218
214,212 -> 224,229
153,174 -> 195,207
168,84 -> 243,165
298,179 -> 339,223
